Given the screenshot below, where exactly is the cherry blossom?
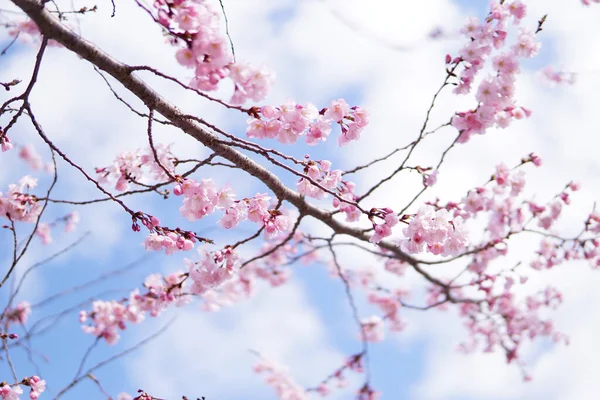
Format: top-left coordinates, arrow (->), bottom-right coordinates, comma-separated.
0,176 -> 42,223
360,315 -> 385,342
540,65 -> 576,86
253,358 -> 309,400
246,100 -> 368,146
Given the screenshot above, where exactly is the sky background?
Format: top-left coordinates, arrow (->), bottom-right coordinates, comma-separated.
2,0 -> 600,399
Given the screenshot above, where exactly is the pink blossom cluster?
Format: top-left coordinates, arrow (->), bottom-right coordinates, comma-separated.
582,0 -> 600,5
200,232 -> 309,312
0,384 -> 22,400
25,377 -> 45,400
444,160 -> 538,241
346,265 -> 407,332
333,181 -> 361,222
423,169 -> 438,187
7,19 -> 61,46
80,269 -> 188,344
18,144 -> 52,173
360,315 -> 385,342
458,284 -> 566,369
64,211 -> 80,232
96,144 -> 175,192
0,176 -> 41,223
253,358 -> 309,400
3,301 -> 31,328
297,160 -> 342,199
246,99 -> 369,146
528,209 -> 600,271
153,0 -> 273,103
35,211 -> 80,245
450,1 -> 538,142
313,366 -> 349,396
540,65 -> 576,86
369,208 -> 399,244
186,247 -> 239,295
367,290 -> 407,332
174,178 -> 291,238
81,248 -> 238,344
308,351 -> 381,398
357,384 -> 381,400
18,145 -> 42,170
428,158 -> 600,274
0,128 -> 13,152
399,205 -> 468,256
143,228 -> 198,255
0,374 -> 44,398
35,223 -> 52,245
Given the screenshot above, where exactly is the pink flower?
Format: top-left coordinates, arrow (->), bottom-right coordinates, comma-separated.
400,205 -> 468,256
1,136 -> 12,152
424,170 -> 438,187
540,65 -> 576,86
324,99 -> 350,122
64,211 -> 80,232
35,223 -> 52,245
229,63 -> 275,104
219,201 -> 248,229
361,315 -> 385,342
512,29 -> 540,58
508,1 -> 527,21
369,208 -> 398,243
264,213 -> 291,239
19,144 -> 44,171
247,193 -> 272,223
306,117 -> 332,146
253,358 -> 309,400
175,48 -> 197,68
4,301 -> 31,329
0,384 -> 23,400
28,376 -> 46,400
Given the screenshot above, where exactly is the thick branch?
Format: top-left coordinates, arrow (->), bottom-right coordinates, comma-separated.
9,0 -> 424,269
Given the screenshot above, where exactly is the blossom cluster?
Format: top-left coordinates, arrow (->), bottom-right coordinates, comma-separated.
35,211 -> 80,245
175,178 -> 291,238
200,231 -> 314,312
0,127 -> 13,152
360,315 -> 385,342
246,99 -> 369,146
96,144 -> 175,191
142,223 -> 207,255
153,0 -> 273,103
0,176 -> 41,223
450,0 -> 538,143
253,358 -> 309,400
333,181 -> 361,222
457,284 -> 567,370
540,65 -> 576,86
18,144 -> 53,173
0,376 -> 46,400
80,247 -> 239,344
399,205 -> 468,256
3,301 -> 31,329
297,160 -> 342,199
369,208 -> 399,244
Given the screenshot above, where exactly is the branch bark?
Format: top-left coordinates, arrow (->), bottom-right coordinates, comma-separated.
8,0 -> 430,275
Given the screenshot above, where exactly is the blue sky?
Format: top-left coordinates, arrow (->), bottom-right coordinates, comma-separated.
2,0 -> 600,399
